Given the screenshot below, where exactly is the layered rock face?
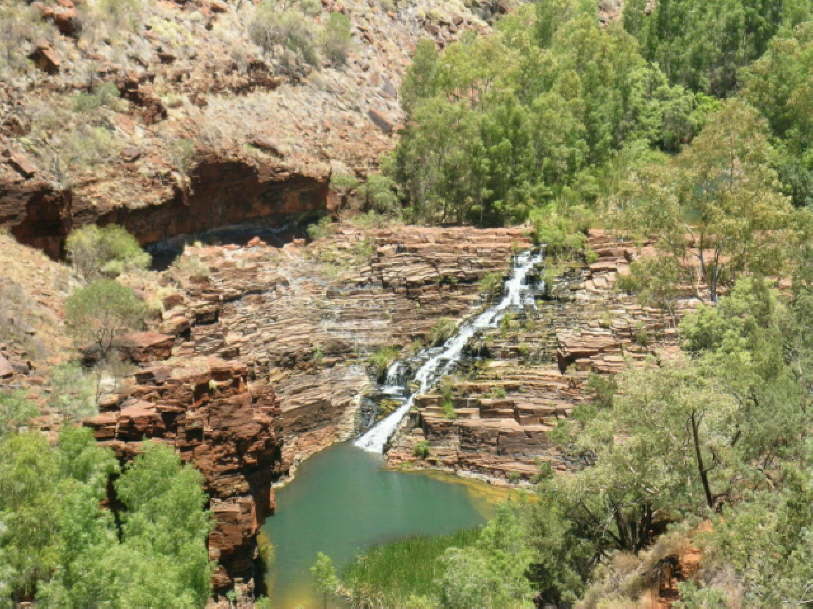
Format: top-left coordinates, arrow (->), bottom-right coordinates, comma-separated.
153,224 -> 531,466
387,230 -> 702,480
84,357 -> 284,592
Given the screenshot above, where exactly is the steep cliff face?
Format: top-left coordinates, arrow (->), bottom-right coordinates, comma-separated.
84,357 -> 284,593
0,0 -> 512,257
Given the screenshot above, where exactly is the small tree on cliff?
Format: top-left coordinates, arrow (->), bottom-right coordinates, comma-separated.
65,279 -> 147,359
65,224 -> 150,281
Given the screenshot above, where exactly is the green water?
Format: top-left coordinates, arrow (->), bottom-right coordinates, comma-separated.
263,443 -> 494,609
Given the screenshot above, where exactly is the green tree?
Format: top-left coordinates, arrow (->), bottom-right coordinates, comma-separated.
64,279 -> 147,358
0,391 -> 37,438
360,174 -> 399,215
0,432 -> 60,603
616,255 -> 683,326
743,21 -> 813,206
611,100 -> 796,302
623,0 -> 811,96
437,504 -> 534,609
401,39 -> 440,115
65,224 -> 150,281
310,552 -> 339,609
115,442 -> 213,608
394,4 -> 701,227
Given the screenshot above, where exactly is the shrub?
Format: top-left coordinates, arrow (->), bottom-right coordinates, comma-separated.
413,440 -> 430,459
47,362 -> 98,422
169,138 -> 196,176
66,224 -> 150,281
478,272 -> 503,300
585,373 -> 617,409
369,346 -> 400,378
632,322 -> 649,347
249,2 -> 319,66
0,391 -> 38,437
330,172 -> 361,193
81,0 -> 145,35
61,125 -> 122,169
307,216 -> 337,241
360,174 -> 399,214
73,82 -> 122,113
530,204 -> 592,260
322,11 -> 352,65
0,4 -> 46,77
429,318 -> 456,346
65,279 -> 147,358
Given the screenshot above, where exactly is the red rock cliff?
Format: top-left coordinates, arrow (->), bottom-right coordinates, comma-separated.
84,356 -> 285,593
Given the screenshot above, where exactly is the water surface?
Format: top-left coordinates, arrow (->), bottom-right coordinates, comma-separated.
264,443 -> 495,609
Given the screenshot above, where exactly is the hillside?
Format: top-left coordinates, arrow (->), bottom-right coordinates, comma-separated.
1,0 -> 512,256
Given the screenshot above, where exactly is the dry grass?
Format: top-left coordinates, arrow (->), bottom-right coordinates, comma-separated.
0,233 -> 74,363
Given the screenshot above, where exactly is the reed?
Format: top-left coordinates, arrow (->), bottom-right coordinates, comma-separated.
341,528 -> 479,608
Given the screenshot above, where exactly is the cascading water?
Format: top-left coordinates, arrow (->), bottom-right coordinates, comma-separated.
354,249 -> 544,453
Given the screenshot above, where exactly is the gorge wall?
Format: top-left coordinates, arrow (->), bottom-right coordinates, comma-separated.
0,0 -> 513,258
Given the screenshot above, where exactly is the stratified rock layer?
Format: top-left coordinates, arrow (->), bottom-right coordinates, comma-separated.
158,225 -> 532,466
84,356 -> 284,592
387,230 -> 702,480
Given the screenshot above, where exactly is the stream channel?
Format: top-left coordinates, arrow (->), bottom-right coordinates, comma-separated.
263,250 -> 544,608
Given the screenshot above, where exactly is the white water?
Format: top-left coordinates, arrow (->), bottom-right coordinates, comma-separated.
354,250 -> 544,453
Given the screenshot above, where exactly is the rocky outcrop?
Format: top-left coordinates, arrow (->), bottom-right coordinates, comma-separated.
387,230 -> 702,480
152,224 -> 531,465
83,357 -> 284,593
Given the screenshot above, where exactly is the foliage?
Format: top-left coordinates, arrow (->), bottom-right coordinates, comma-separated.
616,255 -> 683,324
368,346 -> 400,379
0,4 -> 47,78
394,3 -> 703,227
65,279 -> 147,357
413,440 -> 430,459
341,529 -> 479,609
742,21 -> 813,206
170,138 -> 197,176
82,0 -> 146,34
428,318 -> 456,346
322,12 -> 352,66
307,216 -> 337,241
359,174 -> 399,215
623,0 -> 811,97
692,463 -> 813,608
0,428 -> 212,608
47,362 -> 98,423
529,204 -> 591,261
478,272 -> 503,300
437,505 -> 534,609
531,273 -> 813,605
610,100 -> 797,302
66,224 -> 150,281
250,1 -> 319,66
310,552 -> 339,609
330,172 -> 361,193
72,83 -> 122,113
0,391 -> 38,438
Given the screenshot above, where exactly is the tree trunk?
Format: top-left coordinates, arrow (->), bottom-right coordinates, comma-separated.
690,410 -> 715,509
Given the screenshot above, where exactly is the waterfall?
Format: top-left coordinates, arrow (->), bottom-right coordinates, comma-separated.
354,249 -> 544,453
